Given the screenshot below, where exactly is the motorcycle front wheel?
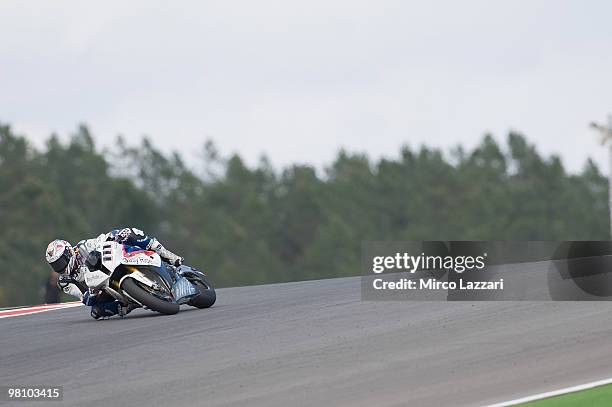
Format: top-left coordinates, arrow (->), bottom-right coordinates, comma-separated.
121,278 -> 180,315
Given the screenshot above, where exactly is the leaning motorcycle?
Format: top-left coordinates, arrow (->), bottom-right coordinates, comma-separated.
83,241 -> 216,315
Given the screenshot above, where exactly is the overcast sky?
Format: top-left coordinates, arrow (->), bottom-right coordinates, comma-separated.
1,0 -> 611,173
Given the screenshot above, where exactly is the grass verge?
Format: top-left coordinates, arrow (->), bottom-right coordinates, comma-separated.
518,383 -> 612,406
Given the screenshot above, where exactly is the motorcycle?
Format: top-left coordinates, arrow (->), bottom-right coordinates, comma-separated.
83,241 -> 216,315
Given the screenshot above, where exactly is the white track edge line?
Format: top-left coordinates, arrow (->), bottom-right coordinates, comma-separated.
484,377 -> 612,406
0,301 -> 81,312
0,303 -> 82,319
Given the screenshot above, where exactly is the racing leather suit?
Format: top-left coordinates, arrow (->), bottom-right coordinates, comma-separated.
58,227 -> 183,319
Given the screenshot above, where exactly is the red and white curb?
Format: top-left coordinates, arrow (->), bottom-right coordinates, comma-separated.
0,302 -> 82,319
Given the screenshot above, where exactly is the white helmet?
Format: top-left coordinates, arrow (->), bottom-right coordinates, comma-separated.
45,239 -> 76,274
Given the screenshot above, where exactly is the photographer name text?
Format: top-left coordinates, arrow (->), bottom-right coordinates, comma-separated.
372,277 -> 504,291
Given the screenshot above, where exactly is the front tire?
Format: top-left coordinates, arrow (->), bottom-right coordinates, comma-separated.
121,278 -> 180,315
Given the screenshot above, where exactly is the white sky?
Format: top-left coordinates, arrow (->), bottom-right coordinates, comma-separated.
1,0 -> 611,173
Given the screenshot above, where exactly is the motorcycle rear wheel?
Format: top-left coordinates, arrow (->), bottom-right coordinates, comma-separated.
188,279 -> 216,309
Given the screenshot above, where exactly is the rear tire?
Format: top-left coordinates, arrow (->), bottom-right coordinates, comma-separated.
189,279 -> 216,309
121,278 -> 180,315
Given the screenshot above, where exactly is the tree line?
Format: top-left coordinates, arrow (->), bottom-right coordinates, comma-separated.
0,123 -> 607,307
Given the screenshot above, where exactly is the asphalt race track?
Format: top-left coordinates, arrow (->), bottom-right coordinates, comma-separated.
2,276 -> 612,406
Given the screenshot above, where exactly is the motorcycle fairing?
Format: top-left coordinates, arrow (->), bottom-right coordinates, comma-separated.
101,241 -> 162,273
172,276 -> 198,303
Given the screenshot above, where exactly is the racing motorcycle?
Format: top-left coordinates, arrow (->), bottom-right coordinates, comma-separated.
83,241 -> 216,315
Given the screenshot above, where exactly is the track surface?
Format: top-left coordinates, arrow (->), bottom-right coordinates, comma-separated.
2,277 -> 612,406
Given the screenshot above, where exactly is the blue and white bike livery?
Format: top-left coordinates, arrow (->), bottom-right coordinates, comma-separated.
84,241 -> 215,315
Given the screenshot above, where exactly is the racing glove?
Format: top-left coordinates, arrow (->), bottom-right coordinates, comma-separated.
57,274 -> 74,289
148,238 -> 183,267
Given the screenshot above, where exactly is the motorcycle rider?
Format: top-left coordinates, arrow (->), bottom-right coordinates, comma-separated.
45,227 -> 183,319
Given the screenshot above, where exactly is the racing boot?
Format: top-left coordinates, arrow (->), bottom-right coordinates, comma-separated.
119,303 -> 140,318
148,238 -> 183,267
90,300 -> 120,320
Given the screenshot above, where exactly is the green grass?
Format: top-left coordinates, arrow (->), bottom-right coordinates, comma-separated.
518,383 -> 612,406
